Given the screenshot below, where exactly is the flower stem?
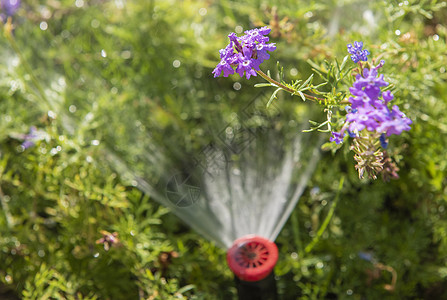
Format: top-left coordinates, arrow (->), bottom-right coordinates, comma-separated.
0,185 -> 14,228
2,18 -> 52,110
256,70 -> 327,103
304,176 -> 344,253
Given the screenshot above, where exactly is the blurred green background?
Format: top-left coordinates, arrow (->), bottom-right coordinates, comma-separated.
1,0 -> 447,299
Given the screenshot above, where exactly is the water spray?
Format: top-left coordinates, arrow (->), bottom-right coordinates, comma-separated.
103,93 -> 322,297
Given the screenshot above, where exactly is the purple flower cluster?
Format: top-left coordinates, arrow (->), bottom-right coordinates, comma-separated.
20,126 -> 48,149
331,62 -> 412,144
212,27 -> 276,79
347,41 -> 370,63
1,0 -> 20,17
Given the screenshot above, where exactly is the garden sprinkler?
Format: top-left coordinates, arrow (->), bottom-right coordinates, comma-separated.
103,88 -> 322,298
227,235 -> 278,300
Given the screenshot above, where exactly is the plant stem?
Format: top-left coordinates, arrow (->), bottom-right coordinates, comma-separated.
291,209 -> 303,258
3,18 -> 52,109
256,70 -> 326,103
0,185 -> 14,228
304,176 -> 344,253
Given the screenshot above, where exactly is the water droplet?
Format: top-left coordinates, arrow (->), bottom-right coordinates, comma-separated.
111,87 -> 118,94
304,11 -> 313,18
130,230 -> 135,236
395,29 -> 401,36
291,252 -> 298,259
5,275 -> 12,283
115,0 -> 124,9
38,250 -> 45,257
233,82 -> 241,90
232,168 -> 241,176
40,21 -> 48,31
91,19 -> 100,28
93,252 -> 99,258
69,105 -> 77,113
121,50 -> 131,59
56,146 -> 62,151
91,140 -> 100,146
101,49 -> 107,58
11,57 -> 19,67
173,60 -> 181,68
50,148 -> 58,155
290,68 -> 298,76
131,180 -> 138,187
61,30 -> 70,39
346,289 -> 353,295
440,67 -> 446,73
85,112 -> 94,121
235,26 -> 243,33
86,156 -> 93,163
316,262 -> 324,269
58,77 -> 66,87
40,6 -> 51,19
198,7 -> 207,16
433,34 -> 439,41
48,110 -> 56,119
75,0 -> 84,7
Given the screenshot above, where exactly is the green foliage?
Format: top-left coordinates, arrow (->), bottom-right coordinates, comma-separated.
0,0 -> 446,299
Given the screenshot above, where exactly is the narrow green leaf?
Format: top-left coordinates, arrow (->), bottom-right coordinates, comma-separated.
266,88 -> 282,108
339,55 -> 349,71
299,74 -> 314,89
177,284 -> 196,294
254,83 -> 273,88
297,91 -> 306,101
313,82 -> 328,89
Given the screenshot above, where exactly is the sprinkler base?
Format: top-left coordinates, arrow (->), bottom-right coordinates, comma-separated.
227,235 -> 279,282
234,271 -> 278,300
227,235 -> 279,299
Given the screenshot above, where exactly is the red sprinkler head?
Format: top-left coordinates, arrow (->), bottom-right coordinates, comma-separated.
227,235 -> 278,282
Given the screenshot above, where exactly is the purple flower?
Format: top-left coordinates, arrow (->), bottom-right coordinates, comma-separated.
20,126 -> 48,149
330,131 -> 345,144
380,133 -> 388,149
347,41 -> 370,63
331,61 -> 411,144
213,27 -> 276,79
377,105 -> 412,136
21,126 -> 38,149
358,251 -> 376,262
1,0 -> 20,16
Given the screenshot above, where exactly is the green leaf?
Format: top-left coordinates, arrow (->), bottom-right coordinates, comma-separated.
266,88 -> 282,108
177,284 -> 196,294
299,74 -> 314,90
254,83 -> 273,88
